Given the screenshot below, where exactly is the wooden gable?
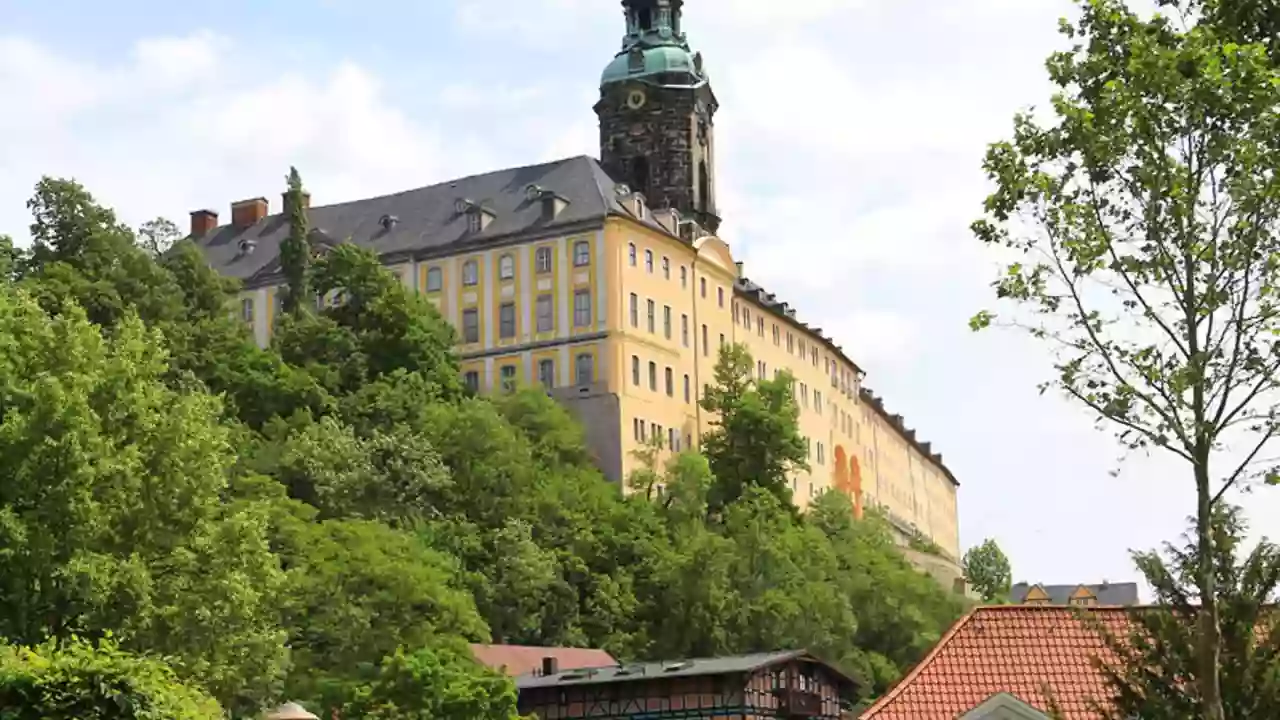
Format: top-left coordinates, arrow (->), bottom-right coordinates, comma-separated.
1021,585 -> 1050,604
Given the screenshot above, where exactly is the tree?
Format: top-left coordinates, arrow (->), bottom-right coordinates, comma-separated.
700,343 -> 808,515
1084,504 -> 1280,719
0,285 -> 287,712
0,637 -> 223,719
333,641 -> 525,720
137,216 -> 181,258
970,2 -> 1280,715
963,538 -> 1012,603
280,166 -> 312,315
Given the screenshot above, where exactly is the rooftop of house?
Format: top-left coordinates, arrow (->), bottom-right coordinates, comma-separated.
1010,582 -> 1140,606
469,644 -> 617,678
861,605 -> 1132,720
513,649 -> 855,694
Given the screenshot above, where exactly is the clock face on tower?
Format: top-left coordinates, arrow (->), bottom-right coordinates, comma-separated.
625,88 -> 647,110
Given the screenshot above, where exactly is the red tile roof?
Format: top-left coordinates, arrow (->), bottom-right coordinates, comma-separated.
469,644 -> 617,677
862,605 -> 1133,719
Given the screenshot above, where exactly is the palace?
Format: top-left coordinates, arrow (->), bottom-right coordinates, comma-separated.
187,0 -> 961,565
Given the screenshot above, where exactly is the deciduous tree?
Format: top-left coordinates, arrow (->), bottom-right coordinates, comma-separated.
971,2 -> 1280,714
963,538 -> 1013,603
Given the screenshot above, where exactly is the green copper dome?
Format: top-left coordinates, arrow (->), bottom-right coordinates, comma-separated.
601,45 -> 701,86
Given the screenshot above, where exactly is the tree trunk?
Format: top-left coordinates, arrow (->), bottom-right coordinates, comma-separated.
1195,459 -> 1225,720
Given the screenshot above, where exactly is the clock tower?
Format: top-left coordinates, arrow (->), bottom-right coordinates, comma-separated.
595,0 -> 720,233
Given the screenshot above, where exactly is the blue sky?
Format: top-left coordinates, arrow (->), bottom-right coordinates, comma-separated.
3,0 -> 1273,594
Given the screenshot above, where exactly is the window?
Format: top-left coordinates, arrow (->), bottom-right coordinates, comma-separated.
787,333 -> 794,353
463,370 -> 480,392
817,442 -> 826,465
467,212 -> 482,233
633,418 -> 644,441
681,314 -> 689,347
669,428 -> 678,452
717,287 -> 724,307
662,257 -> 670,279
574,240 -> 591,266
700,277 -> 706,298
498,253 -> 515,280
632,355 -> 641,385
815,391 -> 823,414
574,290 -> 592,328
538,359 -> 555,389
757,317 -> 765,337
772,324 -> 780,345
680,266 -> 687,288
665,367 -> 674,396
629,294 -> 639,327
663,306 -> 672,339
648,361 -> 657,391
812,347 -> 819,366
575,353 -> 594,385
683,374 -> 690,403
499,365 -> 518,391
646,299 -> 655,333
241,298 -> 254,322
536,294 -> 554,333
461,308 -> 480,343
719,332 -> 725,348
651,422 -> 661,445
535,247 -> 552,273
742,307 -> 749,327
645,249 -> 654,273
462,260 -> 479,286
701,325 -> 709,356
800,383 -> 809,408
426,266 -> 443,291
499,302 -> 516,339
629,243 -> 637,266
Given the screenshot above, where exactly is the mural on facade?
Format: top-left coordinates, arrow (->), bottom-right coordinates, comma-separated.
832,446 -> 864,519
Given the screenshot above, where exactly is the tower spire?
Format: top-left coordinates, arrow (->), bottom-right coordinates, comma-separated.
596,0 -> 720,233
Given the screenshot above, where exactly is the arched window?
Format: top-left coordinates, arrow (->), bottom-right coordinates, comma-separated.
462,260 -> 478,286
630,157 -> 650,198
698,159 -> 710,213
498,253 -> 515,280
425,266 -> 443,292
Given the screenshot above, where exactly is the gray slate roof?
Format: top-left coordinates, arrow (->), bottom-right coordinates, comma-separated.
515,649 -> 849,690
1009,582 -> 1141,606
192,155 -> 665,286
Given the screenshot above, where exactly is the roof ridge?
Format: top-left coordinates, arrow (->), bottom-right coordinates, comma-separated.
862,606 -> 983,718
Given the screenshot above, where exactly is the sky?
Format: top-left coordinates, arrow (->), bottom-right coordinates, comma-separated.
2,0 -> 1275,595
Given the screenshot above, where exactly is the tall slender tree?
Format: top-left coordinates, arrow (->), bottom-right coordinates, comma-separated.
971,2 -> 1280,716
280,166 -> 311,315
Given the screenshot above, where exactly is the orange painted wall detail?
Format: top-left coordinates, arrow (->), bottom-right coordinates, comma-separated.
849,455 -> 864,519
833,446 -> 864,519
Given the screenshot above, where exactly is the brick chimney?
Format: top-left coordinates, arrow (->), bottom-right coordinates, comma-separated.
231,197 -> 269,230
281,190 -> 312,214
190,209 -> 218,238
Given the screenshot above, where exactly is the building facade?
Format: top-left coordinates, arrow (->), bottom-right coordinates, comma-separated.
515,650 -> 856,720
187,0 -> 961,561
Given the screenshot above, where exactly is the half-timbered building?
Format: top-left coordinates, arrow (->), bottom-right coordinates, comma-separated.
515,649 -> 856,720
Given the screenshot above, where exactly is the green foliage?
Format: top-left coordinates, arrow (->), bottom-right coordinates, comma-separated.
137,217 -> 181,259
972,3 -> 1280,715
963,538 -> 1013,603
280,166 -> 311,316
0,285 -> 287,713
700,343 -> 808,515
335,641 -> 525,720
0,174 -> 967,714
0,637 -> 223,720
1091,505 -> 1280,719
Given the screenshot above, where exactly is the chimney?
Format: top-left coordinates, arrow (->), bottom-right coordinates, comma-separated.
231,197 -> 269,230
282,190 -> 312,214
734,261 -> 744,277
190,209 -> 218,238
541,656 -> 559,676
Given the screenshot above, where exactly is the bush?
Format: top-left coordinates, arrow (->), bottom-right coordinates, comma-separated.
0,637 -> 223,720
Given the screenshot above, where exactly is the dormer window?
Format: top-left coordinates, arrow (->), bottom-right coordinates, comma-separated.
456,197 -> 494,233
526,184 -> 569,220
